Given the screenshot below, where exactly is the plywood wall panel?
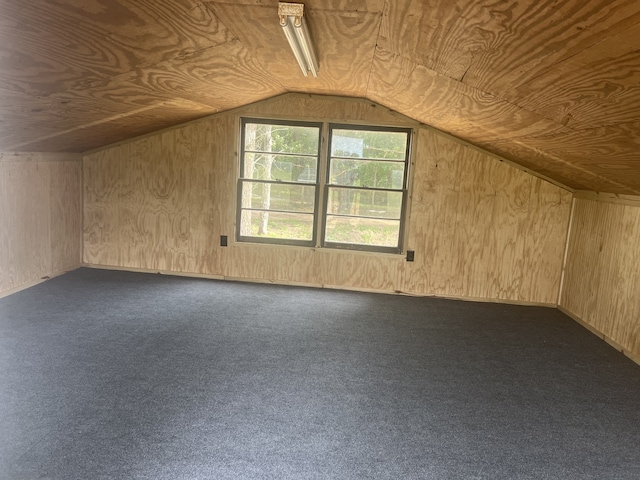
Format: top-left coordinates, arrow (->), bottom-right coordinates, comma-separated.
84,146 -> 123,266
318,250 -> 404,293
187,119 -> 225,275
404,128 -> 571,304
0,154 -> 82,295
521,179 -> 572,302
241,94 -> 416,126
224,246 -> 320,286
561,198 -> 640,359
82,94 -> 571,304
50,160 -> 83,273
0,162 -> 51,291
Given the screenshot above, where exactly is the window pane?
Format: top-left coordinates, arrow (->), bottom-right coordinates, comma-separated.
240,181 -> 315,213
324,216 -> 400,248
329,158 -> 405,188
243,153 -> 317,183
331,129 -> 408,160
239,211 -> 314,241
244,123 -> 319,155
326,187 -> 403,219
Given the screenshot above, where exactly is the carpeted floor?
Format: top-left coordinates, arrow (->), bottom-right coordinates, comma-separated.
1,268 -> 639,479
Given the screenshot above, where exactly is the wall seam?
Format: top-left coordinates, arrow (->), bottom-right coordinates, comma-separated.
557,196 -> 576,306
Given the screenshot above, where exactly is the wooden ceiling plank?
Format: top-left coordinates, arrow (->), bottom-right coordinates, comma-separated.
462,0 -> 640,92
7,102 -> 217,153
484,139 -> 640,195
0,1 -> 232,96
368,48 -> 565,141
208,3 -> 379,97
1,0 -> 639,194
1,37 -> 286,151
367,47 -> 640,194
504,22 -> 640,130
56,39 -> 286,111
378,0 -> 485,81
207,0 -> 385,12
4,99 -> 213,152
379,0 -> 640,104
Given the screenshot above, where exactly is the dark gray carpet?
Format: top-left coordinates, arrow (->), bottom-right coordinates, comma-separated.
1,268 -> 639,479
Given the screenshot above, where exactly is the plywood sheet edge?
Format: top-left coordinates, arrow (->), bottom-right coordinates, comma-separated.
82,93 -> 422,156
417,123 -> 573,193
574,190 -> 640,207
83,263 -> 226,280
0,152 -> 82,163
81,93 -> 573,198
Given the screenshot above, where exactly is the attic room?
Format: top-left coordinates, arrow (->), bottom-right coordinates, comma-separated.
1,0 -> 639,478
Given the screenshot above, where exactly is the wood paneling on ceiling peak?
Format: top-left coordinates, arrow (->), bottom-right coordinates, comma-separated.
1,0 -> 640,194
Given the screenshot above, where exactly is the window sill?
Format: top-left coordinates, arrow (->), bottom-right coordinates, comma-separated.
230,240 -> 406,259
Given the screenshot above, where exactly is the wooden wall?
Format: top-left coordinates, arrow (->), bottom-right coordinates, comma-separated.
83,94 -> 572,304
0,153 -> 82,296
560,196 -> 640,361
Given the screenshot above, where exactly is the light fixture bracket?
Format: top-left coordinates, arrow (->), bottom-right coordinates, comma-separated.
278,2 -> 319,78
278,2 -> 304,18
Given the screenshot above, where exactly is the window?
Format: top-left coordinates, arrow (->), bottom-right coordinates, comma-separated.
324,124 -> 411,253
237,119 -> 412,254
237,119 -> 322,246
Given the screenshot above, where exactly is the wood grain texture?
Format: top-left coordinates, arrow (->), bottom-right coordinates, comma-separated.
573,190 -> 640,208
53,39 -> 285,113
0,1 -> 281,153
5,99 -> 216,153
241,93 -> 418,126
368,48 -> 640,194
2,0 -> 640,195
512,22 -> 640,130
186,116 -> 237,274
379,0 -> 640,101
83,146 -> 123,266
403,129 -> 571,304
209,0 -> 385,11
560,198 -> 640,359
0,153 -> 82,295
50,159 -> 83,273
83,94 -> 571,303
0,0 -> 231,95
207,3 -> 379,97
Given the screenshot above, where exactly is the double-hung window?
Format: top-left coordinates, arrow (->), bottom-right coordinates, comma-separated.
237,119 -> 322,246
237,118 -> 412,254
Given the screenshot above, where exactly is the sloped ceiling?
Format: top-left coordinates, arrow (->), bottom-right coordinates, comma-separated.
1,0 -> 640,194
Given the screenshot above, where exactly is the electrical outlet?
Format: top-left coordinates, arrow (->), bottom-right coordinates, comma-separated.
406,250 -> 415,262
220,235 -> 228,247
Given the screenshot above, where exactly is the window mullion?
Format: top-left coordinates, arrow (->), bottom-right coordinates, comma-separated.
315,123 -> 330,248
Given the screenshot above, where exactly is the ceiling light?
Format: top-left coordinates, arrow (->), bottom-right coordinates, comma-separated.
278,2 -> 319,77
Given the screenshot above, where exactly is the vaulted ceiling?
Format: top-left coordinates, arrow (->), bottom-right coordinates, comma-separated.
2,0 -> 640,194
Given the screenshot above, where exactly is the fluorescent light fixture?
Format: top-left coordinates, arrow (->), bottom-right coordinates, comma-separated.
278,2 -> 319,77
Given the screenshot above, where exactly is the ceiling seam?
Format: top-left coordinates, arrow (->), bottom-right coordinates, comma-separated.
369,48 -> 637,193
202,1 -> 289,93
365,1 -> 388,98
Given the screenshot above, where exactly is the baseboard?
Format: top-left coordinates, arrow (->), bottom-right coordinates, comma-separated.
82,263 -> 225,281
403,291 -> 557,308
558,306 -> 640,367
83,263 -> 557,307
